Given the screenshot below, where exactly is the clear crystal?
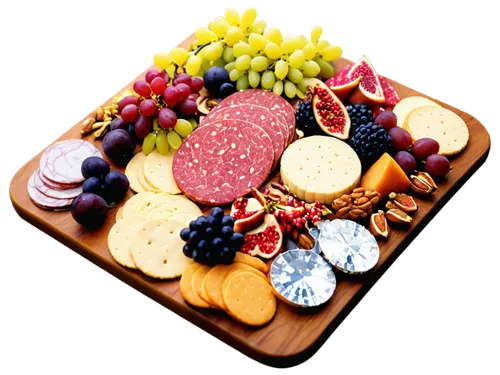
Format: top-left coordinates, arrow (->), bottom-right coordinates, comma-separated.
319,220 -> 379,274
270,249 -> 336,307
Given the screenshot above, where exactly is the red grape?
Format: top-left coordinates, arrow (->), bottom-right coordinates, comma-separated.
176,99 -> 198,116
139,98 -> 157,117
145,69 -> 163,84
121,104 -> 139,123
425,154 -> 451,178
133,80 -> 152,98
175,83 -> 191,100
163,73 -> 171,84
158,108 -> 177,129
388,127 -> 413,151
190,77 -> 204,93
173,73 -> 192,87
187,93 -> 199,101
164,86 -> 181,107
393,151 -> 416,175
118,96 -> 140,113
374,111 -> 397,130
411,138 -> 440,160
150,77 -> 167,96
134,115 -> 152,139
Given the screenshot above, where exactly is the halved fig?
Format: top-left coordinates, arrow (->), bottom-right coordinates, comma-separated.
369,210 -> 389,238
240,214 -> 283,259
388,192 -> 418,214
348,56 -> 385,105
325,65 -> 362,101
303,78 -> 351,140
231,197 -> 265,233
386,208 -> 412,225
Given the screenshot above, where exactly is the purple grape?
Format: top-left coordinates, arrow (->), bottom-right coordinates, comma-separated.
71,193 -> 108,229
393,151 -> 417,175
374,111 -> 398,130
102,129 -> 134,166
425,154 -> 451,178
109,117 -> 127,131
134,115 -> 152,139
82,176 -> 105,197
103,170 -> 130,204
412,138 -> 440,160
388,127 -> 413,151
81,156 -> 110,179
176,99 -> 197,116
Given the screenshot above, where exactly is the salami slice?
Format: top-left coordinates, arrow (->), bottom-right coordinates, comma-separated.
173,120 -> 274,206
33,168 -> 83,199
40,140 -> 102,184
201,104 -> 285,169
27,170 -> 72,210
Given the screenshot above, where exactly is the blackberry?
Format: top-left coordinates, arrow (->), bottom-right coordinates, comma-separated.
296,101 -> 322,136
346,104 -> 374,136
349,123 -> 392,169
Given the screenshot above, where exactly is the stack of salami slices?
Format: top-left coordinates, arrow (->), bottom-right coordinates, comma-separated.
173,90 -> 295,206
27,139 -> 102,210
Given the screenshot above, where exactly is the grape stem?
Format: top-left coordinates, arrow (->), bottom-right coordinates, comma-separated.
192,42 -> 212,56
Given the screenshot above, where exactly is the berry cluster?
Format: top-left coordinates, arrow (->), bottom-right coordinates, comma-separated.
349,123 -> 392,169
346,104 -> 374,136
295,101 -> 322,137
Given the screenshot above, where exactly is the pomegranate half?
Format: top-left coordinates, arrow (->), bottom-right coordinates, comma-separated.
231,197 -> 265,233
347,55 -> 385,105
240,214 -> 283,259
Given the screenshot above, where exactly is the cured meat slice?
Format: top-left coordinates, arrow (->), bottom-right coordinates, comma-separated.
38,169 -> 80,191
173,120 -> 274,206
33,168 -> 83,199
216,90 -> 296,145
27,170 -> 72,210
40,140 -> 102,184
201,105 -> 284,169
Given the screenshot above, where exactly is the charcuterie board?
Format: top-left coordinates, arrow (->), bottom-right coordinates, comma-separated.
9,33 -> 490,367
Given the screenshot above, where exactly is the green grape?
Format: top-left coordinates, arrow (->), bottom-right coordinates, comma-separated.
314,56 -> 335,79
205,42 -> 224,61
288,50 -> 306,69
187,118 -> 197,131
153,52 -> 171,70
211,59 -> 226,67
316,39 -> 330,54
156,130 -> 170,155
284,80 -> 297,98
223,47 -> 235,62
225,8 -> 240,26
201,58 -> 211,72
251,20 -> 266,34
281,34 -> 298,54
264,42 -> 282,59
273,80 -> 284,96
170,47 -> 189,66
296,88 -> 306,99
225,26 -> 244,46
197,46 -> 207,59
297,81 -> 307,94
152,118 -> 159,131
248,33 -> 267,51
296,34 -> 308,49
302,43 -> 317,60
311,26 -> 323,43
233,42 -> 255,58
265,27 -> 282,45
261,70 -> 276,90
174,119 -> 193,138
236,75 -> 249,91
322,45 -> 343,61
167,131 -> 182,150
235,54 -> 251,70
274,60 -> 288,80
287,68 -> 303,84
229,69 -> 245,81
210,17 -> 229,38
225,61 -> 236,72
300,60 -> 321,77
240,7 -> 257,30
250,56 -> 269,72
143,132 -> 157,155
186,54 -> 202,76
248,70 -> 261,88
195,27 -> 217,44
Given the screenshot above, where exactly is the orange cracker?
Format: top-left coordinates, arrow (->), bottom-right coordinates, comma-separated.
233,252 -> 269,274
180,263 -> 210,308
222,271 -> 277,326
192,265 -> 217,308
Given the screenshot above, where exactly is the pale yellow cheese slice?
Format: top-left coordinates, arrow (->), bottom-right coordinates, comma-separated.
138,163 -> 158,192
280,136 -> 361,204
144,150 -> 181,194
122,191 -> 163,219
141,199 -> 202,220
125,152 -> 147,193
108,215 -> 147,269
130,218 -> 193,279
393,96 -> 441,128
405,106 -> 469,156
115,206 -> 124,222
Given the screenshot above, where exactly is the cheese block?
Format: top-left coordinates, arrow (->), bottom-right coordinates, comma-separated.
144,150 -> 181,194
404,106 -> 469,156
361,153 -> 410,198
280,136 -> 361,204
125,152 -> 147,193
393,96 -> 441,128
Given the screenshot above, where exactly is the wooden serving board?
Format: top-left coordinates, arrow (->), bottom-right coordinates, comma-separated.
9,35 -> 491,367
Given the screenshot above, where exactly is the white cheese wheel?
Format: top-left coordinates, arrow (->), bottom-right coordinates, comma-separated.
405,106 -> 469,156
144,150 -> 181,194
280,136 -> 361,204
393,96 -> 441,128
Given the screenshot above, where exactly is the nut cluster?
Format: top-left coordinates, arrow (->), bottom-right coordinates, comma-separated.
331,187 -> 381,220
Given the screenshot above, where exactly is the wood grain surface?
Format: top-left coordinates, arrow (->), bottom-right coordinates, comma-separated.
9,35 -> 491,367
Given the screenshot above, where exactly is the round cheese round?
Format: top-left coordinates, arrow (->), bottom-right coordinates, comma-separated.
393,96 -> 441,128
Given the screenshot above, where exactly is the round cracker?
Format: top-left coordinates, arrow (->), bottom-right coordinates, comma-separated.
144,149 -> 181,194
122,191 -> 160,219
222,271 -> 277,326
393,96 -> 441,128
191,265 -> 217,308
125,152 -> 147,193
138,163 -> 158,192
115,206 -> 124,222
140,197 -> 201,220
107,215 -> 147,269
180,263 -> 210,308
130,218 -> 193,279
233,252 -> 269,274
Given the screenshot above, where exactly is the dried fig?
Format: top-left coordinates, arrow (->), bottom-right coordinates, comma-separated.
369,210 -> 389,238
386,208 -> 412,225
388,192 -> 418,215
